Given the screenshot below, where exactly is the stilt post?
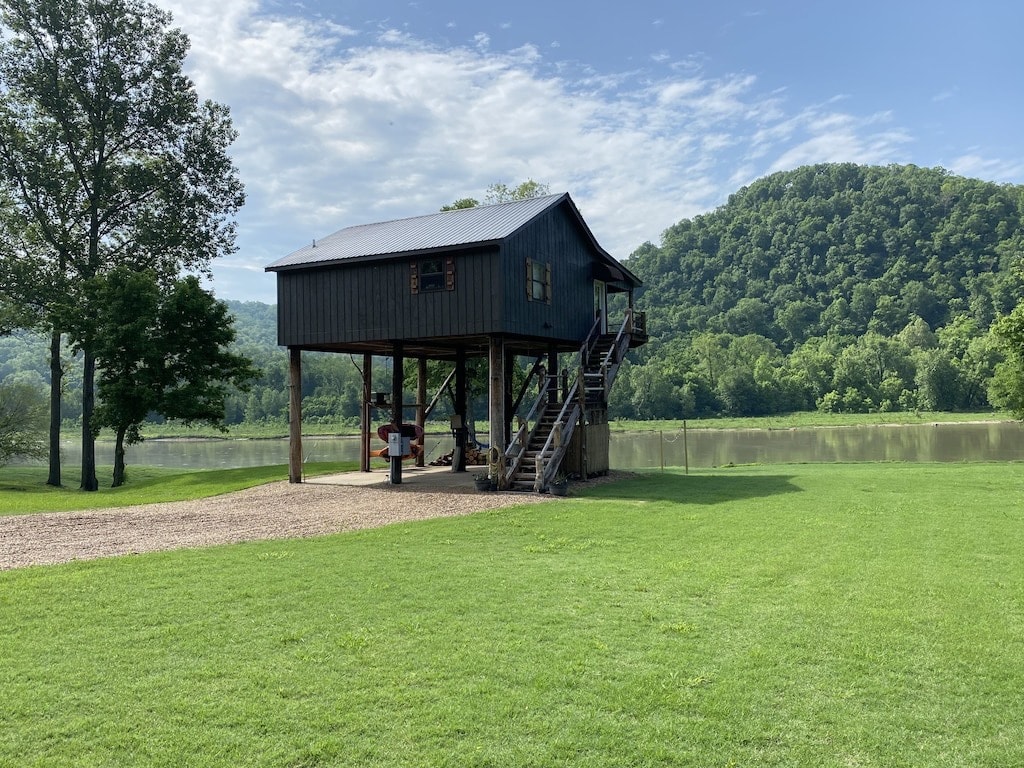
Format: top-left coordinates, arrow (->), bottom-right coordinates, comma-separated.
288,347 -> 303,483
360,352 -> 372,472
453,348 -> 468,472
416,358 -> 427,467
390,343 -> 404,484
488,336 -> 505,487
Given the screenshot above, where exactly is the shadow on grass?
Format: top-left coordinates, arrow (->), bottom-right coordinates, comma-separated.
578,471 -> 801,506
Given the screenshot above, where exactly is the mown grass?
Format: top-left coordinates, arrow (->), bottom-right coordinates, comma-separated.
0,462 -> 355,516
2,463 -> 1022,766
137,421 -> 362,440
131,410 -> 1015,441
610,410 -> 1013,432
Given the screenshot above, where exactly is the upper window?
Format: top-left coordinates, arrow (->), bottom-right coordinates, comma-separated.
419,259 -> 445,291
526,258 -> 551,303
411,257 -> 455,294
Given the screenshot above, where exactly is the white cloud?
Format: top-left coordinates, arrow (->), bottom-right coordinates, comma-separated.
155,0 -> 931,303
949,153 -> 1024,184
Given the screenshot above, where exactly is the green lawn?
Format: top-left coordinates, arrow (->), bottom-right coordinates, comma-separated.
2,463 -> 1022,766
131,410 -> 1015,440
0,462 -> 355,516
609,410 -> 1013,432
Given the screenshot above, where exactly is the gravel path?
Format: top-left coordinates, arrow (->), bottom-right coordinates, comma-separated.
0,480 -> 557,571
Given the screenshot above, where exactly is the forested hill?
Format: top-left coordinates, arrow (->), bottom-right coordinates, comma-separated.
5,163 -> 1024,427
629,163 -> 1024,346
612,163 -> 1024,418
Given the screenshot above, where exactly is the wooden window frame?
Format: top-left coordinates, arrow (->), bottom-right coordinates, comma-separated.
411,256 -> 456,294
526,257 -> 552,304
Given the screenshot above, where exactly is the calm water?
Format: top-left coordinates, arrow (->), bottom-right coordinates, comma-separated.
609,421 -> 1024,468
50,421 -> 1024,470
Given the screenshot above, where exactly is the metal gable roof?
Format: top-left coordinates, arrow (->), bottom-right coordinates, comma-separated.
266,193 -> 570,271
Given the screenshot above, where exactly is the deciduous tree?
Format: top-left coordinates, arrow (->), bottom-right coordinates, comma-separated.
91,268 -> 258,487
0,379 -> 46,465
0,0 -> 244,489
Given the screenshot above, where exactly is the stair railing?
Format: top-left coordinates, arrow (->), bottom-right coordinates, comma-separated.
505,311 -> 638,492
502,371 -> 558,486
532,373 -> 583,491
600,311 -> 634,380
536,312 -> 639,489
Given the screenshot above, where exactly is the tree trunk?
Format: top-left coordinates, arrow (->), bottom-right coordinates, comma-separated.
46,330 -> 62,487
112,425 -> 127,488
80,349 -> 98,491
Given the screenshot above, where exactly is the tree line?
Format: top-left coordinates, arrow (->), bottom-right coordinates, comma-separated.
6,59 -> 1024,478
0,0 -> 254,487
617,163 -> 1024,419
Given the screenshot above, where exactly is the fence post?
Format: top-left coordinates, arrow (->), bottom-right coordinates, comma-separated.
683,419 -> 689,475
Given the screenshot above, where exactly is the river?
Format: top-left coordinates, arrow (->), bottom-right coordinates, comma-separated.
45,421 -> 1024,470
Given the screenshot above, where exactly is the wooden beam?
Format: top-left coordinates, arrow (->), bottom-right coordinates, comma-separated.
510,355 -> 544,416
453,348 -> 467,473
503,348 -> 514,449
488,336 -> 504,478
390,343 -> 404,484
416,358 -> 427,467
577,363 -> 588,478
360,353 -> 372,472
288,347 -> 302,483
424,365 -> 456,419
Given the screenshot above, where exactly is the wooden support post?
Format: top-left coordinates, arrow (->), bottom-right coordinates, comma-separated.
503,348 -> 514,449
288,347 -> 303,483
360,352 -> 372,472
416,358 -> 427,468
390,343 -> 404,484
453,348 -> 468,473
578,364 -> 588,478
488,336 -> 504,485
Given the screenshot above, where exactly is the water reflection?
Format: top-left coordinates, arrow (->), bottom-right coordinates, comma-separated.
46,421 -> 1024,470
54,435 -> 448,470
610,422 -> 1024,468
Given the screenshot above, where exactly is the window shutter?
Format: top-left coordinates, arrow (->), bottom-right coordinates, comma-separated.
545,263 -> 552,304
525,258 -> 533,299
410,262 -> 419,294
445,256 -> 456,290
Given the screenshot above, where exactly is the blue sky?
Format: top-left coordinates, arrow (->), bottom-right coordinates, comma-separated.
157,0 -> 1024,304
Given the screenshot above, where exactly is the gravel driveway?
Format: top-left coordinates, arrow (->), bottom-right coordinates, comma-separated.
0,478 -> 557,571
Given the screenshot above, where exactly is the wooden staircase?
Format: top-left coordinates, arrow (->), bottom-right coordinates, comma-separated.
500,310 -> 641,492
505,400 -> 565,492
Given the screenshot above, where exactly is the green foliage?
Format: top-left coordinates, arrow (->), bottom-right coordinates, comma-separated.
1,464 -> 1022,765
155,277 -> 260,426
0,0 -> 244,489
621,163 -> 1024,418
484,179 -> 550,204
8,163 -> 1024,431
439,197 -> 479,211
0,379 -> 46,464
987,304 -> 1024,417
90,269 -> 259,486
442,179 -> 551,211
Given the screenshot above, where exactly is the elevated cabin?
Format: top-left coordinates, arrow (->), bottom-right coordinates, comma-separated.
266,192 -> 646,489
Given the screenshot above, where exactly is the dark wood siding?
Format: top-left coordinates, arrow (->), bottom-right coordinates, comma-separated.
277,246 -> 503,346
501,204 -> 598,343
274,197 -> 628,351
